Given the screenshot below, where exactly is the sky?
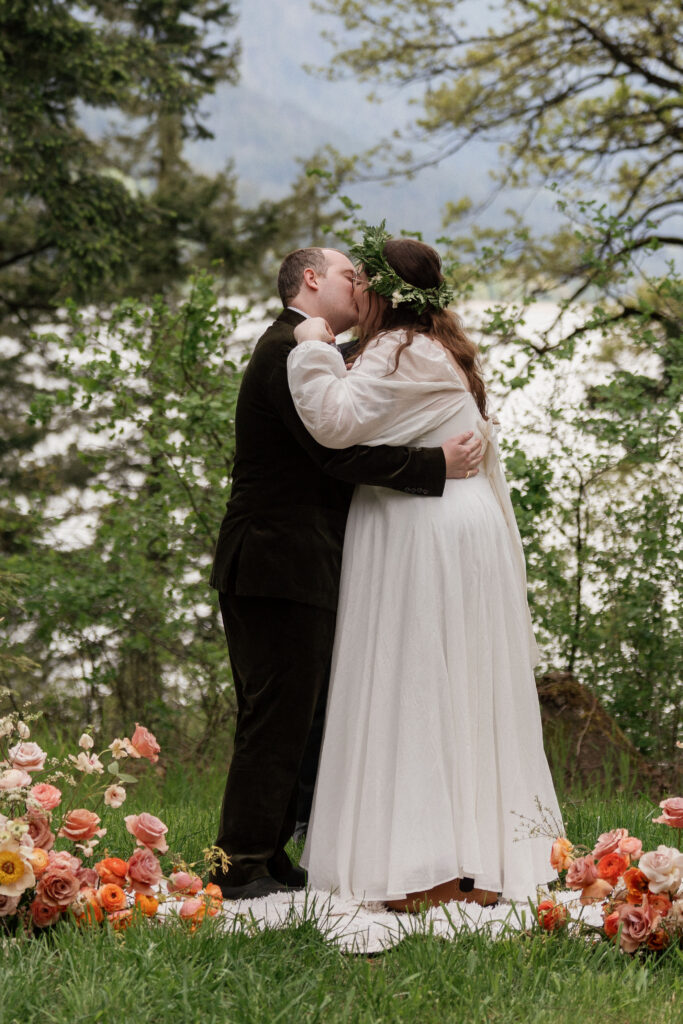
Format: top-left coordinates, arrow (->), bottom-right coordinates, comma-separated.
184,0 -> 556,241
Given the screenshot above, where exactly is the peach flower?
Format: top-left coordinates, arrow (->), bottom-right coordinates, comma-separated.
129,724 -> 160,763
0,768 -> 32,790
58,808 -> 103,842
135,892 -> 159,917
36,860 -> 81,907
0,892 -> 20,917
108,908 -> 134,930
27,847 -> 49,878
8,741 -> 46,773
127,847 -> 162,894
623,867 -> 649,904
550,837 -> 574,872
653,797 -> 683,829
28,783 -> 62,811
603,910 -> 620,938
104,784 -> 126,808
179,897 -> 205,923
124,812 -> 168,853
30,899 -> 62,928
566,855 -> 598,890
592,828 -> 629,858
73,888 -> 104,926
168,870 -> 203,896
617,836 -> 643,861
579,878 -> 614,905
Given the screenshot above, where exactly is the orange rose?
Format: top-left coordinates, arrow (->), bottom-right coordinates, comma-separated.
135,893 -> 159,917
95,857 -> 128,887
536,899 -> 568,932
623,867 -> 649,904
596,853 -> 629,887
550,837 -> 574,872
204,883 -> 223,916
27,847 -> 49,878
99,883 -> 127,913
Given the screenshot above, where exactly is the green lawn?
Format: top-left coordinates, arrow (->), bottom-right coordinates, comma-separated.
1,765 -> 681,1024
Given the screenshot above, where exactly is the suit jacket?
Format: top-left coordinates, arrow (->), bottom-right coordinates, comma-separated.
210,308 -> 446,611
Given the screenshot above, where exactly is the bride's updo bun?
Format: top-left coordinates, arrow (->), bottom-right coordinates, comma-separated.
356,238 -> 488,418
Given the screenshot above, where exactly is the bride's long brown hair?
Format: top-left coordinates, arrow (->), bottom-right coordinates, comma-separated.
354,238 -> 488,418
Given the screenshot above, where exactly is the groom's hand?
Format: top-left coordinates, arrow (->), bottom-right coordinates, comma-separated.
442,431 -> 483,478
294,317 -> 336,345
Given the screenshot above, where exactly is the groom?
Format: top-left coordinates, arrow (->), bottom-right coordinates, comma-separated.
209,246 -> 483,898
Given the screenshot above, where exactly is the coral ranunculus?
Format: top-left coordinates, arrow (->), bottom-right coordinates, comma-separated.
58,808 -> 102,842
124,812 -> 168,853
27,847 -> 49,878
135,892 -> 159,917
130,724 -> 161,763
99,883 -> 127,913
537,899 -> 568,932
603,910 -> 620,938
623,867 -> 650,904
653,797 -> 683,829
596,853 -> 630,887
95,857 -> 129,887
550,837 -> 574,872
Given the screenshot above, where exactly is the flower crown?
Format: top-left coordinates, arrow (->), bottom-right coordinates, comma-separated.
349,222 -> 454,315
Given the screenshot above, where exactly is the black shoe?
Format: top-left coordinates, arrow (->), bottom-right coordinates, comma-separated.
272,863 -> 306,889
214,875 -> 290,900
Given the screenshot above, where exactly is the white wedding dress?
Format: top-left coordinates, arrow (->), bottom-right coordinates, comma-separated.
287,331 -> 562,902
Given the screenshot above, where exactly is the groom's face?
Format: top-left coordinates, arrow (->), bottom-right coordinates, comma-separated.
316,250 -> 359,334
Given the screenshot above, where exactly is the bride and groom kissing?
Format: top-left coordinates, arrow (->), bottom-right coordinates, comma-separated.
208,230 -> 561,910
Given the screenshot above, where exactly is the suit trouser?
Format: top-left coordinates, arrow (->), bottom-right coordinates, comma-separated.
215,587 -> 336,886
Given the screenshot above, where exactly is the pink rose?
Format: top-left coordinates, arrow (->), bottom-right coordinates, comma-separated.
616,902 -> 655,953
58,808 -> 102,842
36,862 -> 81,908
127,848 -> 162,894
653,797 -> 683,829
566,855 -> 598,890
8,741 -> 46,773
0,892 -> 20,917
26,809 -> 55,851
0,768 -> 31,790
168,871 -> 203,896
618,836 -> 643,860
48,849 -> 81,872
77,866 -> 99,889
592,828 -> 629,858
179,897 -> 204,919
29,783 -> 62,811
124,812 -> 168,853
129,724 -> 160,763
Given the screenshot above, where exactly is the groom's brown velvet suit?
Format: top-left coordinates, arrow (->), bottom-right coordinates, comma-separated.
210,308 -> 446,886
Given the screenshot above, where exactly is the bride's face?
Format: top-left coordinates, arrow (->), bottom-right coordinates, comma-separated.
352,268 -> 372,326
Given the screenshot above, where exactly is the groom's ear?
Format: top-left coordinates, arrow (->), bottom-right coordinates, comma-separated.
302,267 -> 320,291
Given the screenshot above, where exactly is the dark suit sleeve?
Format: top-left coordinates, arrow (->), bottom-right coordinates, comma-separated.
267,341 -> 446,497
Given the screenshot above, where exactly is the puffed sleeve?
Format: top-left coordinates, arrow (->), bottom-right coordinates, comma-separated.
287,334 -> 468,448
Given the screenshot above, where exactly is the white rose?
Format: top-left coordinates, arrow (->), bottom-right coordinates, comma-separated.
0,718 -> 13,738
16,721 -> 30,739
638,845 -> 683,894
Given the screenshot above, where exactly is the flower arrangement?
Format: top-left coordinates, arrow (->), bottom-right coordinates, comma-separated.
0,710 -> 226,933
539,798 -> 683,953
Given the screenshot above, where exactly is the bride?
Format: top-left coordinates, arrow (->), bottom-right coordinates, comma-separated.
287,226 -> 562,909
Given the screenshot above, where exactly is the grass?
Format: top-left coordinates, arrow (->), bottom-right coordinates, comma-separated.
1,762 -> 682,1024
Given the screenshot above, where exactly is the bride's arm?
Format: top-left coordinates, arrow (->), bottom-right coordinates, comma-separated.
287,331 -> 465,449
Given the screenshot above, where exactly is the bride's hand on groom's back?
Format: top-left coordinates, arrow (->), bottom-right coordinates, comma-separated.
442,431 -> 483,479
294,318 -> 336,345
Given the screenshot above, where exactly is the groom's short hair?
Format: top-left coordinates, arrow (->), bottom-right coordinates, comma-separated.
278,248 -> 329,306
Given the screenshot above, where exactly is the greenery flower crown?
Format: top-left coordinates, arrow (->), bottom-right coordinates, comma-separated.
349,222 -> 454,315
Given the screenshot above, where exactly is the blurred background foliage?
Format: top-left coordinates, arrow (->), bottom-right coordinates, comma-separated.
0,1 -> 680,774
